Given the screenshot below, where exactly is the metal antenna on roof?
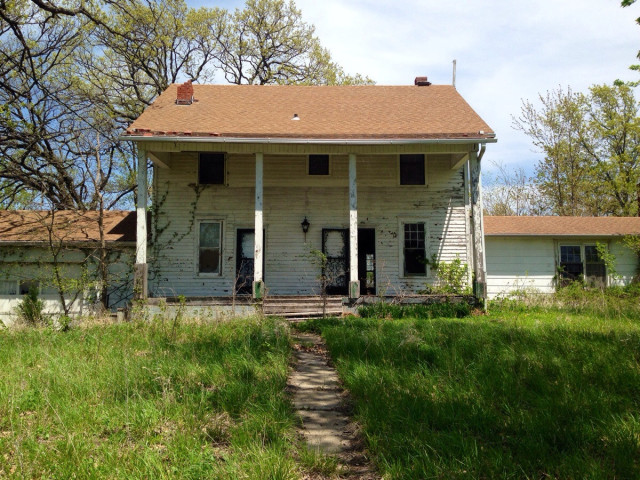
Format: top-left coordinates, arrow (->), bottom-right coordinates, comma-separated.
452,59 -> 457,88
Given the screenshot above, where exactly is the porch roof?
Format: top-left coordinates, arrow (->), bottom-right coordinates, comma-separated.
124,84 -> 495,143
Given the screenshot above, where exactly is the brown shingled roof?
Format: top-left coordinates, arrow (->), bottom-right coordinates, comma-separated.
124,84 -> 495,140
484,216 -> 640,236
0,210 -> 136,244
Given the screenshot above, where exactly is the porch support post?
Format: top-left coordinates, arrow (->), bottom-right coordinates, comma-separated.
348,153 -> 359,299
134,147 -> 148,299
469,147 -> 487,303
253,152 -> 264,299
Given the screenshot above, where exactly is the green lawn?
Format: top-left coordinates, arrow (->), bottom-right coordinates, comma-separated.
0,317 -> 304,479
302,307 -> 640,479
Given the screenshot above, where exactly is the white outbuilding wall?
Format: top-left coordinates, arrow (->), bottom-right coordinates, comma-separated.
485,235 -> 638,298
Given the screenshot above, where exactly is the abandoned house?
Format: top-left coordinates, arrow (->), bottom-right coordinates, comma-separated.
121,78 -> 496,306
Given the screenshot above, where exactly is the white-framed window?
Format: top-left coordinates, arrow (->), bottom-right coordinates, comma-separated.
399,154 -> 426,185
558,243 -> 606,286
0,280 -> 17,295
402,221 -> 428,276
19,280 -> 39,295
308,154 -> 330,175
198,221 -> 223,274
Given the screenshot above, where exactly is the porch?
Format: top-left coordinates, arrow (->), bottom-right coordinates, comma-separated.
131,144 -> 488,301
142,294 -> 478,321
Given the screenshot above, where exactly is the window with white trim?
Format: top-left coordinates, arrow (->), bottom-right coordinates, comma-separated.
19,280 -> 39,295
0,280 -> 17,295
559,244 -> 606,286
403,222 -> 427,276
198,222 -> 222,274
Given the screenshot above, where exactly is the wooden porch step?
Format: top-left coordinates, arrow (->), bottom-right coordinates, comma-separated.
263,295 -> 344,318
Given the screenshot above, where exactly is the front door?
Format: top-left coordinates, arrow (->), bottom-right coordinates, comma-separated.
236,229 -> 257,294
322,229 -> 349,295
358,228 -> 376,295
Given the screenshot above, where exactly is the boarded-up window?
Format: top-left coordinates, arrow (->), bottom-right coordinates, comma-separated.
0,280 -> 17,295
404,223 -> 426,276
199,153 -> 225,185
199,222 -> 222,273
309,155 -> 329,175
400,154 -> 425,185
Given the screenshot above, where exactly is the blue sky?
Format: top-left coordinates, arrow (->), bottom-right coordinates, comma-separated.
190,0 -> 640,177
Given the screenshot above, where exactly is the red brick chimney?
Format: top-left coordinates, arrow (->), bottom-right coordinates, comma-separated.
176,80 -> 194,105
414,76 -> 431,86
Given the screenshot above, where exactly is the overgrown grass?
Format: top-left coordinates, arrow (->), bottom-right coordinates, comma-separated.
493,282 -> 640,320
0,317 -> 304,479
358,300 -> 471,319
304,308 -> 640,479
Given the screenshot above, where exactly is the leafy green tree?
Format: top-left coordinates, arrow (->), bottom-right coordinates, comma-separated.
582,83 -> 640,215
513,87 -> 593,216
215,0 -> 372,85
515,83 -> 640,216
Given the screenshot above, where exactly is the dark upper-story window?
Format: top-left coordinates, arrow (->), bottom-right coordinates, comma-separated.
199,153 -> 225,184
309,154 -> 330,175
400,154 -> 425,185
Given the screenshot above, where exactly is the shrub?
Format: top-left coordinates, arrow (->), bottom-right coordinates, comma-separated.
16,286 -> 45,326
429,256 -> 471,295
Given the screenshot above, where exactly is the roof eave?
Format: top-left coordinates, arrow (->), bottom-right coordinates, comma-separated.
485,233 -> 635,237
0,241 -> 137,248
119,135 -> 498,145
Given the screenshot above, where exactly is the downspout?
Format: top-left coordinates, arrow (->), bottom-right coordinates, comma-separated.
477,145 -> 487,311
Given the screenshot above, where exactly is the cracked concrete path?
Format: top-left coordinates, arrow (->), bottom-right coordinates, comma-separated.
288,332 -> 379,479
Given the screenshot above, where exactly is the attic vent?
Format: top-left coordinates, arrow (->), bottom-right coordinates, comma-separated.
414,76 -> 431,86
176,80 -> 194,105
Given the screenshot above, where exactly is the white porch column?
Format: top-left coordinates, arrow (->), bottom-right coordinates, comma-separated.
348,153 -> 359,299
469,147 -> 487,303
253,152 -> 265,299
134,147 -> 148,299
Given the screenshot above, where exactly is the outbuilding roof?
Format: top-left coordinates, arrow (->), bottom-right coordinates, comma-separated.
484,216 -> 640,237
124,83 -> 495,141
0,210 -> 136,245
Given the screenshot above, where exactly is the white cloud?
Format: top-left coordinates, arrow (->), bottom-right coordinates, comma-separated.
194,0 -> 640,176
295,0 -> 640,175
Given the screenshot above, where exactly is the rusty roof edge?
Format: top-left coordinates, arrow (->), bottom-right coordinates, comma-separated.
0,240 -> 136,247
119,135 -> 498,145
484,233 -> 634,237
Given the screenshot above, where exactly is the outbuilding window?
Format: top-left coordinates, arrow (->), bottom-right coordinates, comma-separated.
0,280 -> 17,295
400,154 -> 425,185
559,244 -> 606,286
199,153 -> 225,185
199,222 -> 222,274
403,222 -> 427,276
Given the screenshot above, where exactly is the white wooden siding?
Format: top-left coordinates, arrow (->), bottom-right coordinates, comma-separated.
150,152 -> 470,296
486,236 -> 638,298
486,237 -> 556,297
0,246 -> 134,325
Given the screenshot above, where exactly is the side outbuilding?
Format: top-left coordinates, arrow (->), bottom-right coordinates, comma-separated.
484,216 -> 640,298
0,210 -> 135,325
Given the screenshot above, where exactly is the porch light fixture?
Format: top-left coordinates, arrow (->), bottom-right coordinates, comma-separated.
301,217 -> 310,234
291,113 -> 300,121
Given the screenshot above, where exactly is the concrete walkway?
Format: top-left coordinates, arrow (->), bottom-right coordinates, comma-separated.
288,332 -> 378,479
